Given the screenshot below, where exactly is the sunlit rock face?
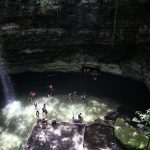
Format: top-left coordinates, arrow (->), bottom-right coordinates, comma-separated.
0,0 -> 150,89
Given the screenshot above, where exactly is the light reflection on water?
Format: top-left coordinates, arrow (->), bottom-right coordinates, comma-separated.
0,95 -> 118,150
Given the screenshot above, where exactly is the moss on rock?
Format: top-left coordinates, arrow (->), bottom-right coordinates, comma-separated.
114,118 -> 150,150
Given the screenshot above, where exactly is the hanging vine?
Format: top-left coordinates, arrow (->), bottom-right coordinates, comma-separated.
18,0 -> 22,16
5,0 -> 8,8
111,0 -> 118,46
57,0 -> 61,30
29,0 -> 35,19
75,0 -> 78,27
39,0 -> 48,13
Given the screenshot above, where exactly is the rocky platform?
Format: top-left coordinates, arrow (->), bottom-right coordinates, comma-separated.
24,119 -> 85,150
84,120 -> 124,150
24,118 -> 125,150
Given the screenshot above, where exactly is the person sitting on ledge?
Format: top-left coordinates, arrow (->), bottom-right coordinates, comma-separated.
78,113 -> 83,123
72,113 -> 83,123
51,119 -> 57,127
41,118 -> 48,129
41,118 -> 47,123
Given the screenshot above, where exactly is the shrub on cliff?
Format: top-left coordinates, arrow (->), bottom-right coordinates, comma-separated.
132,109 -> 150,126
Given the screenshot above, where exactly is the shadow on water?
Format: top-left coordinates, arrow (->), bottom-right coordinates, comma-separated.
0,71 -> 150,109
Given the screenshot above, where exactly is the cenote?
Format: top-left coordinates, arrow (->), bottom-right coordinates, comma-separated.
0,71 -> 150,150
0,0 -> 150,149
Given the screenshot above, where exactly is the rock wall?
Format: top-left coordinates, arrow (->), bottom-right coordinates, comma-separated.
0,0 -> 150,89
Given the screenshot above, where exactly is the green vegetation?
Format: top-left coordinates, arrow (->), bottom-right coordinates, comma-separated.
36,0 -> 55,7
35,0 -> 59,13
132,109 -> 150,150
114,118 -> 150,150
132,109 -> 150,125
39,0 -> 49,7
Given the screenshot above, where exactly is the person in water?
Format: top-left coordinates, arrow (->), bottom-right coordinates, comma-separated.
30,91 -> 36,97
48,84 -> 54,96
29,91 -> 36,101
69,93 -> 74,102
91,70 -> 99,80
81,92 -> 86,103
73,91 -> 78,97
46,94 -> 50,97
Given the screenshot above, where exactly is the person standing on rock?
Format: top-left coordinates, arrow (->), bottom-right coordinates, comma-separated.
36,110 -> 40,118
42,104 -> 48,119
33,101 -> 37,109
78,113 -> 83,123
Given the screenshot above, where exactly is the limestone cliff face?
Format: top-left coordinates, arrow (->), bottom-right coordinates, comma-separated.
0,0 -> 150,89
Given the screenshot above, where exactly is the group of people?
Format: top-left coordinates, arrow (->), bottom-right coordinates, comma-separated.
34,103 -> 48,119
28,92 -> 48,119
28,84 -> 54,101
68,91 -> 86,103
28,83 -> 86,123
28,84 -> 54,119
82,66 -> 100,80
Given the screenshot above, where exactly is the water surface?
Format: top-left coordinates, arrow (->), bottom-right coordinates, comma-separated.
0,71 -> 149,150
